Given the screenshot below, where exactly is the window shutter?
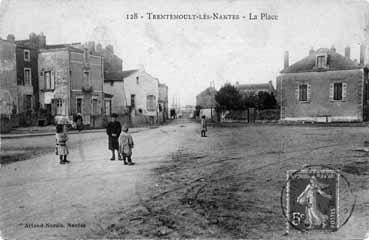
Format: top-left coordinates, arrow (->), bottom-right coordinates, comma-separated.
329,82 -> 334,101
307,83 -> 311,102
51,72 -> 55,89
342,82 -> 347,101
295,84 -> 300,101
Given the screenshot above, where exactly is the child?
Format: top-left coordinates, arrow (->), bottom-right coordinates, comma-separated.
201,115 -> 207,137
119,126 -> 134,165
56,124 -> 70,164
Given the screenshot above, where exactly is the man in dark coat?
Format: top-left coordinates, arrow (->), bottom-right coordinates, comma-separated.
106,113 -> 122,160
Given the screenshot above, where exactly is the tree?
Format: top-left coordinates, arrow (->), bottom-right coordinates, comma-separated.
215,83 -> 243,111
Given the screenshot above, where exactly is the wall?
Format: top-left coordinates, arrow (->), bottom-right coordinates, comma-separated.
16,46 -> 39,112
38,49 -> 70,114
0,40 -> 17,115
277,69 -> 363,122
124,70 -> 159,117
103,80 -> 127,114
196,87 -> 216,108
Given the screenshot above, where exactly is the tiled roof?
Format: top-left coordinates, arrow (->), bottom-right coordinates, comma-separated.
237,83 -> 271,90
281,48 -> 361,73
197,87 -> 217,97
122,69 -> 139,79
104,71 -> 124,81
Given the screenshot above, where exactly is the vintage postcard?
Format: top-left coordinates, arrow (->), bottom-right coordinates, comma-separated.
1,0 -> 369,239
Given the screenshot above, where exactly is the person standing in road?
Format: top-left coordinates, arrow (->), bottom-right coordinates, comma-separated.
56,124 -> 70,164
106,113 -> 122,160
201,115 -> 207,137
119,126 -> 135,165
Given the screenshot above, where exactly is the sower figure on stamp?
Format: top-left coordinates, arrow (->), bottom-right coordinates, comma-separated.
106,113 -> 122,160
119,126 -> 134,165
201,115 -> 207,137
56,124 -> 69,164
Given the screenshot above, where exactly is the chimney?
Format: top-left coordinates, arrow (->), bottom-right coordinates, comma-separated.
284,51 -> 289,69
360,44 -> 365,65
309,48 -> 315,55
345,46 -> 350,59
6,34 -> 15,42
330,45 -> 336,53
38,32 -> 46,48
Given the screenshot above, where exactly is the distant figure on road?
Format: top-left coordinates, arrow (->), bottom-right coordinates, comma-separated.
201,115 -> 207,137
119,126 -> 135,165
56,124 -> 70,164
106,113 -> 122,160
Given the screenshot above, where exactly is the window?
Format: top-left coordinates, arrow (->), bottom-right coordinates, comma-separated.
56,98 -> 64,115
131,94 -> 135,107
24,95 -> 32,111
299,84 -> 308,102
316,55 -> 326,68
136,76 -> 139,84
76,98 -> 83,114
24,49 -> 30,61
92,98 -> 98,115
24,68 -> 32,86
146,95 -> 156,111
333,82 -> 343,100
44,71 -> 55,90
105,99 -> 111,116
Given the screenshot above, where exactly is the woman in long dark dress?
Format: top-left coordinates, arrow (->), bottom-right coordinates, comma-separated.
106,113 -> 122,160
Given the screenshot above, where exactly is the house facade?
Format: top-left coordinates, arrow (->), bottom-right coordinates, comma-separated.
38,45 -> 104,127
158,83 -> 169,122
123,69 -> 159,124
196,87 -> 217,120
277,47 -> 368,122
15,33 -> 46,125
103,71 -> 128,114
0,38 -> 17,115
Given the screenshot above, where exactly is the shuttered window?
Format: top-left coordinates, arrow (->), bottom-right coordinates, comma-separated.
296,82 -> 311,102
330,82 -> 347,101
146,95 -> 156,112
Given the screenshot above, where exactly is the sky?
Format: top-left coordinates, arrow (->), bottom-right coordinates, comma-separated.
0,0 -> 369,106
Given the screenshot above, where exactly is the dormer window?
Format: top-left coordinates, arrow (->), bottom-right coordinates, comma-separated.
24,49 -> 30,61
316,54 -> 328,68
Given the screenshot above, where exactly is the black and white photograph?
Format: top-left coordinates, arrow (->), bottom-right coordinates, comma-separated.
0,0 -> 369,239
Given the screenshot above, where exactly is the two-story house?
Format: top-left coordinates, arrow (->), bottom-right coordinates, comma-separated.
38,45 -> 104,127
277,46 -> 369,122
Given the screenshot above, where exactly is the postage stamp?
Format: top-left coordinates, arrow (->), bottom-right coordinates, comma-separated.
285,168 -> 339,232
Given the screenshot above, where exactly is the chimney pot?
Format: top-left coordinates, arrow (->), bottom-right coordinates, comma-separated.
345,46 -> 350,59
360,44 -> 365,65
284,51 -> 289,69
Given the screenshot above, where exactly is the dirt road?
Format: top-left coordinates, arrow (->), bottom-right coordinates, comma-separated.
0,121 -> 187,240
1,121 -> 369,239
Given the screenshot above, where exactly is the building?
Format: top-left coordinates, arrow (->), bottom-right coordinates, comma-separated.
276,46 -> 369,122
0,38 -> 17,133
15,33 -> 46,125
103,71 -> 126,114
38,44 -> 104,127
236,81 -> 275,95
0,38 -> 17,115
196,87 -> 217,120
123,68 -> 159,125
158,83 -> 169,122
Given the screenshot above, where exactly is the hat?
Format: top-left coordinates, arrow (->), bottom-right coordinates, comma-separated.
111,113 -> 118,118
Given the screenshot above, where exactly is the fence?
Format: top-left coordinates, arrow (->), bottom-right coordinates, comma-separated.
222,109 -> 280,123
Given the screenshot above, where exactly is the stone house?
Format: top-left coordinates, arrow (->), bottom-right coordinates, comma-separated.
196,87 -> 217,120
103,70 -> 127,114
158,83 -> 169,122
123,69 -> 159,125
276,46 -> 369,122
0,38 -> 17,132
38,45 -> 104,127
14,33 -> 46,125
0,38 -> 17,115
